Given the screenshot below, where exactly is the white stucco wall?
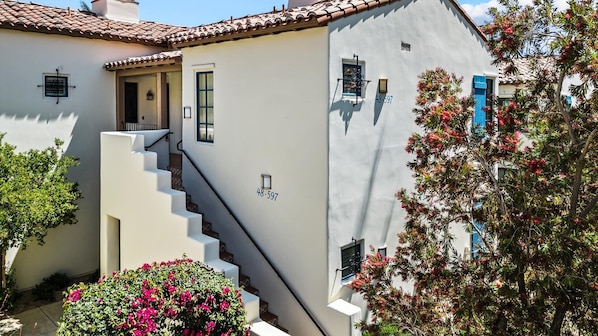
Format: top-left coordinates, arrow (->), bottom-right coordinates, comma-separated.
181,28 -> 339,335
326,0 -> 496,325
0,29 -> 162,289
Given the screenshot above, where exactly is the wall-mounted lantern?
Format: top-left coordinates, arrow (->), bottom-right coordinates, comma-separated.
261,174 -> 272,190
378,78 -> 388,94
183,106 -> 192,119
146,89 -> 154,100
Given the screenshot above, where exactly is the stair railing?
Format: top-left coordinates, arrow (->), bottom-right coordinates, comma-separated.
145,132 -> 172,151
176,141 -> 327,336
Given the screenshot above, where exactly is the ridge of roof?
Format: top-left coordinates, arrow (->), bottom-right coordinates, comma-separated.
0,1 -> 187,47
169,0 -> 487,48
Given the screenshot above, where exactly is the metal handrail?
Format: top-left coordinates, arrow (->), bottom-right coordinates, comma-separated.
145,132 -> 172,150
176,141 -> 327,335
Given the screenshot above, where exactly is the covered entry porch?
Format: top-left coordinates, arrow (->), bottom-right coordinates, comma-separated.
105,51 -> 183,153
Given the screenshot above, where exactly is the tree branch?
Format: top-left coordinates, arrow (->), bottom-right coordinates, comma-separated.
571,128 -> 596,217
556,69 -> 578,147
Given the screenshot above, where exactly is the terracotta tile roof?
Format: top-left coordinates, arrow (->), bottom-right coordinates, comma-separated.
0,1 -> 187,47
170,0 -> 486,47
104,50 -> 182,70
499,57 -> 557,85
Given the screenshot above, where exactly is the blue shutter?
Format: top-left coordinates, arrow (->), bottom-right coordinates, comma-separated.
473,75 -> 487,132
566,95 -> 572,106
471,219 -> 485,259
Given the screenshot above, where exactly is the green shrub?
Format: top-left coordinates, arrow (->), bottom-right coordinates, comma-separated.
32,272 -> 69,301
0,270 -> 18,311
58,258 -> 248,336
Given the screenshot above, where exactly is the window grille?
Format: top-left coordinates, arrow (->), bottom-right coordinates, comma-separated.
341,239 -> 363,280
44,75 -> 69,98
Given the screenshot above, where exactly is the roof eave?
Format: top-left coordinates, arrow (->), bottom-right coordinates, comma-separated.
105,57 -> 182,71
171,18 -> 322,48
0,22 -> 169,47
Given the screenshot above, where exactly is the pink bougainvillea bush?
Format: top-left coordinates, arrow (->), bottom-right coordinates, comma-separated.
57,258 -> 248,335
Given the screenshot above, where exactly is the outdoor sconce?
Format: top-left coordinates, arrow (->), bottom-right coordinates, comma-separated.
261,174 -> 272,190
378,78 -> 388,94
146,90 -> 154,100
377,246 -> 387,258
183,106 -> 192,119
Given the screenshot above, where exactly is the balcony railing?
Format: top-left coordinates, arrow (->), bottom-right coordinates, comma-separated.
123,122 -> 158,131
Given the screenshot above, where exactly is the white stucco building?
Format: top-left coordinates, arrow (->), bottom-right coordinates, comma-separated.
2,0 -> 497,335
102,0 -> 496,335
0,0 -> 186,289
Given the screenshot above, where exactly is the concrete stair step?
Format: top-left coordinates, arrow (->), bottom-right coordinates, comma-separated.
170,156 -> 288,334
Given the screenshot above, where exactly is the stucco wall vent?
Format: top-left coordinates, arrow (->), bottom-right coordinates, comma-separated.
91,0 -> 139,23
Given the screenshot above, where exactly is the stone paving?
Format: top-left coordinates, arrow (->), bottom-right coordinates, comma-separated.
11,301 -> 62,336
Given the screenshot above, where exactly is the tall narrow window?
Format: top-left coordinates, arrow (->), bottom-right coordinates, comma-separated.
196,71 -> 214,142
341,240 -> 363,280
342,62 -> 364,97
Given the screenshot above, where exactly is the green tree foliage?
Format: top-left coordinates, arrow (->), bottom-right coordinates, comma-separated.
0,134 -> 80,288
58,258 -> 249,335
351,0 -> 598,335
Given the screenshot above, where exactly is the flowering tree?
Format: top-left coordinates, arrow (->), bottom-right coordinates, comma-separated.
58,258 -> 248,336
351,0 -> 598,335
0,135 -> 80,289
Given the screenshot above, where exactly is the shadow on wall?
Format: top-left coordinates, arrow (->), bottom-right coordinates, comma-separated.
0,113 -> 78,152
329,0 -> 409,33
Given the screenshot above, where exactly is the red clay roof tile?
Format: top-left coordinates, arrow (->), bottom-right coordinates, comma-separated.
169,0 -> 485,47
0,1 -> 187,47
104,50 -> 182,70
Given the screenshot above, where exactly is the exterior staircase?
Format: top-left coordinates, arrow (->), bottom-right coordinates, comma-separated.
168,154 -> 288,334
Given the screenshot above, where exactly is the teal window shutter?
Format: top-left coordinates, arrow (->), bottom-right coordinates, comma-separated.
473,75 -> 487,132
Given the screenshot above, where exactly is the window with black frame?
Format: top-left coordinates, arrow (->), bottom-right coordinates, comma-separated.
44,75 -> 69,98
341,240 -> 363,280
196,71 -> 214,143
342,63 -> 363,97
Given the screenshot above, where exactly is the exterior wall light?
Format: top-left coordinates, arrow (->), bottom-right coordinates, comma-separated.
146,89 -> 154,100
261,174 -> 272,190
183,106 -> 192,119
378,78 -> 388,94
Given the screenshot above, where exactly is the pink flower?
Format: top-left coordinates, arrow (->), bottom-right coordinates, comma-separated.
219,300 -> 230,312
67,289 -> 81,302
206,321 -> 216,333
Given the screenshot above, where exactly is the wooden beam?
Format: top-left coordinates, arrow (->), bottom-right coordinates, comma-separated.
157,72 -> 168,129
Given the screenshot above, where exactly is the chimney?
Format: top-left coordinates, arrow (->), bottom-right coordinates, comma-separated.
288,0 -> 321,9
91,0 -> 139,23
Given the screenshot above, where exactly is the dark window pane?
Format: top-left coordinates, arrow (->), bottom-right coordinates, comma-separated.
45,76 -> 68,97
343,63 -> 362,96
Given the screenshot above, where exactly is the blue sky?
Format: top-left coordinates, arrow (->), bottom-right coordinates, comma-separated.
23,0 -> 500,26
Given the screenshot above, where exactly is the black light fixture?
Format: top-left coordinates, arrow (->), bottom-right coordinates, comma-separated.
146,89 -> 154,100
261,174 -> 272,190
